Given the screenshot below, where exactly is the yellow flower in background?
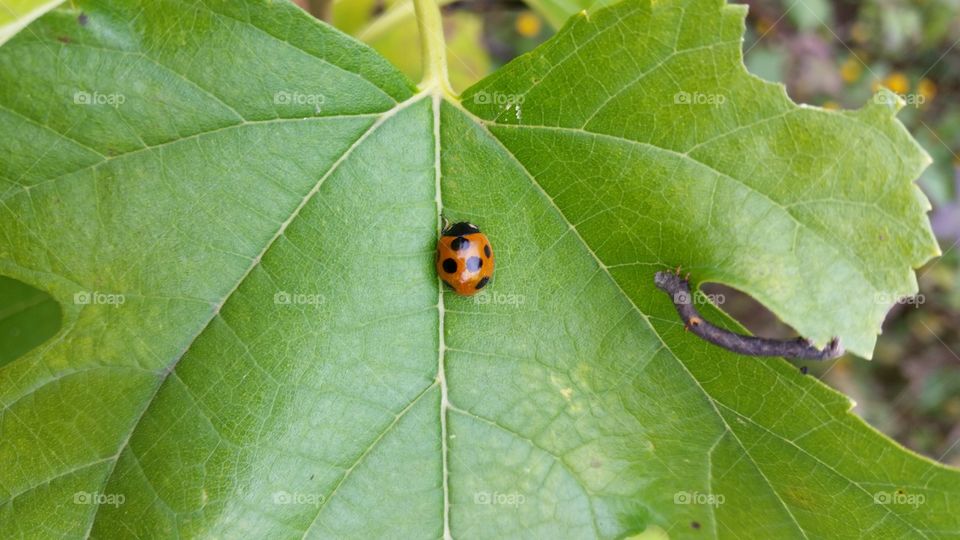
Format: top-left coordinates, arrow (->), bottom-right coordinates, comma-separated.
918,78 -> 937,103
515,11 -> 542,38
883,72 -> 910,95
840,57 -> 862,84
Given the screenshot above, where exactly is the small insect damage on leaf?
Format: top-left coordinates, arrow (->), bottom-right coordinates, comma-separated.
654,270 -> 844,361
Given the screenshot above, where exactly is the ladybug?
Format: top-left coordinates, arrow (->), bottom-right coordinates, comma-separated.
436,221 -> 494,296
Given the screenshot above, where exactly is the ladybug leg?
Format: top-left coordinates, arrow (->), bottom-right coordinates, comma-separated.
675,265 -> 682,276
440,215 -> 450,233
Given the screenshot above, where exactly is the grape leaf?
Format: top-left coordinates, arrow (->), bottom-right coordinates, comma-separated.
0,0 -> 956,539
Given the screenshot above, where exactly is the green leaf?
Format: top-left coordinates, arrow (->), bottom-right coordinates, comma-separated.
463,5 -> 939,359
0,0 -> 64,46
0,0 -> 955,538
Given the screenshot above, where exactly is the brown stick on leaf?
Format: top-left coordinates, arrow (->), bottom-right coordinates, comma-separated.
654,270 -> 844,360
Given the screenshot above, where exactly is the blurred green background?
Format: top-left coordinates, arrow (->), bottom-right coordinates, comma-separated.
2,0 -> 957,466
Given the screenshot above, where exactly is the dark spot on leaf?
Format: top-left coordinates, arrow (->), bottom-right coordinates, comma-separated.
442,258 -> 457,274
476,277 -> 489,290
800,366 -> 809,375
466,256 -> 482,272
78,13 -> 88,26
0,276 -> 62,367
691,521 -> 701,530
57,36 -> 71,43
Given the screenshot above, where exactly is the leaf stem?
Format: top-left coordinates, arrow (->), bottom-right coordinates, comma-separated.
358,0 -> 456,43
412,0 -> 455,97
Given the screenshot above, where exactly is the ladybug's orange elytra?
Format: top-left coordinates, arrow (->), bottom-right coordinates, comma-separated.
436,222 -> 494,296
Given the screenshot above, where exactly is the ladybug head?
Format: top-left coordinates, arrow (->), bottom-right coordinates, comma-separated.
443,222 -> 481,236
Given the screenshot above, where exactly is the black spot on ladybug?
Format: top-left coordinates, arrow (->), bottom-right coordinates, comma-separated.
691,521 -> 701,530
476,277 -> 489,290
466,256 -> 482,272
484,244 -> 491,258
444,222 -> 480,236
442,258 -> 457,273
450,236 -> 470,251
78,13 -> 89,26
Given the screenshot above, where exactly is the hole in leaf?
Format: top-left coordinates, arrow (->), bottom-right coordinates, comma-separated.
0,276 -> 63,367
